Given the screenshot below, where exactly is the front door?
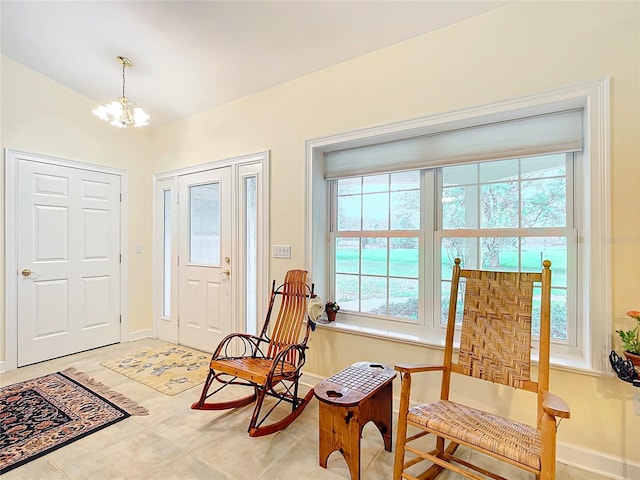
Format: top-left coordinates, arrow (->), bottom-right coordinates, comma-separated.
178,167 -> 232,352
17,159 -> 121,366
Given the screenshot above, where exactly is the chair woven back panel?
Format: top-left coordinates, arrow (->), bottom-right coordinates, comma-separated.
267,269 -> 308,360
457,269 -> 540,389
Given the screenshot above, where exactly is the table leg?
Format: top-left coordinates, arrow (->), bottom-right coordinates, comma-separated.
318,402 -> 362,480
359,382 -> 394,452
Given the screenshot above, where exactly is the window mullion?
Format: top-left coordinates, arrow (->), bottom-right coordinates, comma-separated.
424,169 -> 436,330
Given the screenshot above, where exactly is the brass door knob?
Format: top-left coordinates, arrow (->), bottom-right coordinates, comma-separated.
21,269 -> 35,277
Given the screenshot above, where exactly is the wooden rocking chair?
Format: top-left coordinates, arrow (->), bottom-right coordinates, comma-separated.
394,259 -> 570,480
191,269 -> 315,437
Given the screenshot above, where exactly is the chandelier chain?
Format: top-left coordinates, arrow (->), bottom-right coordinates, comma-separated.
122,62 -> 126,99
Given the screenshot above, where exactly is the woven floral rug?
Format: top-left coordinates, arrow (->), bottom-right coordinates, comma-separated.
0,368 -> 147,474
100,342 -> 210,396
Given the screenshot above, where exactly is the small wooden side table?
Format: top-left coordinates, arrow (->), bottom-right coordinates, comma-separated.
314,361 -> 397,480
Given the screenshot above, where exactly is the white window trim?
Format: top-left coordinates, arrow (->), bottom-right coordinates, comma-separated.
305,79 -> 611,374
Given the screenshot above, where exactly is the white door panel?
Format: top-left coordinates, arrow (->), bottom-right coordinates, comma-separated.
178,168 -> 232,352
17,160 -> 121,366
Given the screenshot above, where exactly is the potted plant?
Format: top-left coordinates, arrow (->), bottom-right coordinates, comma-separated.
616,310 -> 640,368
325,301 -> 340,322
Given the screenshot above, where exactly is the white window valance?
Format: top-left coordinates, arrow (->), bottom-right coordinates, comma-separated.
324,109 -> 583,179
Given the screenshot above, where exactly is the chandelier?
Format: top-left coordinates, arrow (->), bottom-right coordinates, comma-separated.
92,56 -> 150,128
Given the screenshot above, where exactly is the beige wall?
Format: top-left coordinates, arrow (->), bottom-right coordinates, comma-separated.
149,1 -> 640,468
2,0 -> 639,472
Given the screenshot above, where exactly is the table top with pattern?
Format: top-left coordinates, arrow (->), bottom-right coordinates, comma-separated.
314,361 -> 396,406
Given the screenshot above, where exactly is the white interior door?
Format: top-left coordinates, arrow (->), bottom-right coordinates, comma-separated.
178,167 -> 232,352
17,160 -> 121,366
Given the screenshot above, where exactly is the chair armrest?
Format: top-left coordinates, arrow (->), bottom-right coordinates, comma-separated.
542,390 -> 571,419
213,332 -> 267,359
395,363 -> 446,374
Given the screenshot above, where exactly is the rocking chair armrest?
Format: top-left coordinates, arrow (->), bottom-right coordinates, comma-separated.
213,332 -> 266,359
394,363 -> 446,374
269,344 -> 306,375
542,390 -> 571,419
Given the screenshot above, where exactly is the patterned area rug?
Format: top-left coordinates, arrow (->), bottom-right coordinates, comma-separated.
0,368 -> 147,474
101,342 -> 210,396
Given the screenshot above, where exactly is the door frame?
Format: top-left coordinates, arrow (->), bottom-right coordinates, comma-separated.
3,149 -> 129,371
152,151 -> 270,343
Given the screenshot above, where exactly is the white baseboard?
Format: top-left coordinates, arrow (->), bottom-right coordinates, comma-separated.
301,370 -> 638,480
126,329 -> 154,342
557,442 -> 640,480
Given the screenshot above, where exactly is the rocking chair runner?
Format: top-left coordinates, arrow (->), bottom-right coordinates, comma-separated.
191,269 -> 315,437
394,259 -> 570,480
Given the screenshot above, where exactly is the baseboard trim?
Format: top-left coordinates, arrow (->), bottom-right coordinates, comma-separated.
127,329 -> 154,342
301,370 -> 638,480
557,442 -> 639,480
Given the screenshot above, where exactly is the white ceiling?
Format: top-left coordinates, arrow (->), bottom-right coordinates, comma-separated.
1,1 -> 508,126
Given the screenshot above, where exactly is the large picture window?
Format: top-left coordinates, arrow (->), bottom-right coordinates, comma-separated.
309,80 -> 610,371
329,153 -> 576,345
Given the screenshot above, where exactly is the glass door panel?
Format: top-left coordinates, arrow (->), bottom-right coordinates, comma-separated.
189,182 -> 220,265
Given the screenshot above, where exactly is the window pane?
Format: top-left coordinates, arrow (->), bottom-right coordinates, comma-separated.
361,238 -> 387,275
441,237 -> 478,272
337,177 -> 361,195
363,174 -> 389,193
521,154 -> 566,179
442,164 -> 477,186
336,273 -> 359,311
362,193 -> 389,230
532,286 -> 568,341
521,178 -> 566,227
336,238 -> 360,274
388,278 -> 418,320
440,279 -> 465,326
390,238 -> 418,277
391,190 -> 420,229
245,176 -> 257,335
551,288 -> 568,341
479,158 -> 518,182
337,194 -> 361,231
442,185 -> 478,229
190,182 -> 220,265
521,236 -> 567,287
480,237 -> 518,270
361,276 -> 387,313
391,171 -> 420,191
480,182 -> 518,228
163,190 -> 171,317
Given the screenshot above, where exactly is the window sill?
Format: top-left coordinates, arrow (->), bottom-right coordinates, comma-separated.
317,319 -> 608,378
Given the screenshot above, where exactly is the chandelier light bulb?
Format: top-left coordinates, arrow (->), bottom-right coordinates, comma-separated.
92,56 -> 150,128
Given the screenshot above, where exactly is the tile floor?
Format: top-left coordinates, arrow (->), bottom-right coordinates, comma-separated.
1,338 -> 611,480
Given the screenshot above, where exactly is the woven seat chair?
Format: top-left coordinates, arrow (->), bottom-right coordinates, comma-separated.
191,269 -> 315,437
394,258 -> 570,480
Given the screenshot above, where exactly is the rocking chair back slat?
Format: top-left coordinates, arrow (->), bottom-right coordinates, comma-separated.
267,269 -> 308,360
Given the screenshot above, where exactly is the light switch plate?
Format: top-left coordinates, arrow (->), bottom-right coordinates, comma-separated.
272,245 -> 291,258
634,392 -> 640,416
